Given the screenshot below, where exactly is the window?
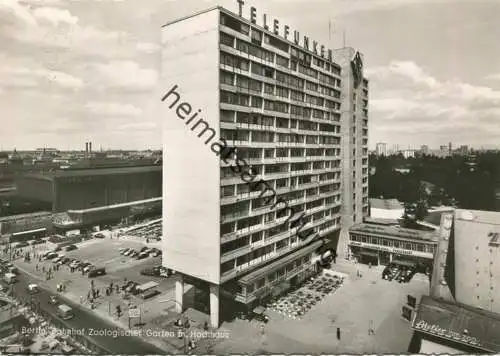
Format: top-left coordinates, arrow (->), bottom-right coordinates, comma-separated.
220,32 -> 234,47
220,13 -> 249,35
276,55 -> 289,68
276,87 -> 289,99
264,83 -> 274,94
220,71 -> 233,85
251,96 -> 262,108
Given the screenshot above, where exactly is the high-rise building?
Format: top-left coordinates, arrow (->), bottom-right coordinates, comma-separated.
420,145 -> 429,155
375,142 -> 387,156
161,4 -> 368,327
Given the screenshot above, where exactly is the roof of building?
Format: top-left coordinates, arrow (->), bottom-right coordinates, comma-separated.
349,222 -> 438,242
68,197 -> 162,214
424,210 -> 454,226
22,165 -> 161,181
363,217 -> 400,226
370,198 -> 404,210
238,240 -> 324,285
0,211 -> 52,223
455,209 -> 500,225
412,295 -> 500,352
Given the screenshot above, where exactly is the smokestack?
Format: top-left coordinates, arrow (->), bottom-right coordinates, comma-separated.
85,142 -> 89,153
89,142 -> 92,153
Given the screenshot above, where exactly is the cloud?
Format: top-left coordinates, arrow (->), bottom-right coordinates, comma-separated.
0,0 -> 38,25
0,64 -> 83,89
85,101 -> 143,117
136,42 -> 161,54
32,6 -> 78,25
485,73 -> 500,81
89,60 -> 158,91
367,60 -> 500,144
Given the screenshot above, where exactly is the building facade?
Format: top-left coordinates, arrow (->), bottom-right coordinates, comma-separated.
161,5 -> 368,327
348,223 -> 437,267
375,142 -> 387,156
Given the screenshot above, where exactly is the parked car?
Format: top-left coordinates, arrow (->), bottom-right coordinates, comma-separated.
69,260 -> 81,269
44,252 -> 58,260
83,264 -> 94,273
54,246 -> 62,252
80,262 -> 92,270
129,251 -> 139,258
94,233 -> 105,239
88,267 -> 105,278
124,249 -> 134,256
65,245 -> 78,252
126,282 -> 139,294
58,257 -> 70,265
53,256 -> 64,264
119,248 -> 128,255
149,248 -> 162,257
137,252 -> 149,260
139,246 -> 149,253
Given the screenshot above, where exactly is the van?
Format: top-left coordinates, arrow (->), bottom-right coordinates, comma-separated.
3,273 -> 17,284
57,304 -> 74,320
88,267 -> 106,278
27,284 -> 40,294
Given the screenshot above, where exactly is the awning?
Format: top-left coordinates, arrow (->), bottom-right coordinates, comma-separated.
393,260 -> 416,267
253,306 -> 265,314
359,251 -> 378,258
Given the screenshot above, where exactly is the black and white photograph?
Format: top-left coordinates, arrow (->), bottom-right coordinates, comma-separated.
0,0 -> 499,354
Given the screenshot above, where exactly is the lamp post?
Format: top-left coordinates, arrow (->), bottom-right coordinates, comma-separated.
159,299 -> 192,353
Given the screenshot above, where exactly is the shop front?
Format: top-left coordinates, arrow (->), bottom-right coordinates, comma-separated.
348,240 -> 435,268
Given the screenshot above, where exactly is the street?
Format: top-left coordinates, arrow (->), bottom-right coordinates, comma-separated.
10,271 -> 167,355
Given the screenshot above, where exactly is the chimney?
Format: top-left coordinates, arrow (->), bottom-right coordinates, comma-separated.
85,142 -> 89,154
89,142 -> 92,153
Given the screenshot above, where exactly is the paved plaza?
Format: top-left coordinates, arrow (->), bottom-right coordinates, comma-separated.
211,259 -> 429,354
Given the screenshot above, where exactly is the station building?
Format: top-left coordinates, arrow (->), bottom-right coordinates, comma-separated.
16,165 -> 161,212
161,4 -> 369,327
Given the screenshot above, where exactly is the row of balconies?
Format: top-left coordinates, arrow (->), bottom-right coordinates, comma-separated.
218,35 -> 342,85
220,201 -> 341,245
221,214 -> 339,263
219,121 -> 340,136
221,82 -> 341,111
219,102 -> 341,124
220,178 -> 341,205
221,166 -> 341,185
220,223 -> 340,283
221,139 -> 341,149
221,192 -> 341,224
220,155 -> 340,167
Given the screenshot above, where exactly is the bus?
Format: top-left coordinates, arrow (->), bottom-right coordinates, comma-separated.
57,304 -> 74,320
10,228 -> 47,243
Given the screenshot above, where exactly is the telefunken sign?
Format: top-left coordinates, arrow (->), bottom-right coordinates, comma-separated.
235,0 -> 335,63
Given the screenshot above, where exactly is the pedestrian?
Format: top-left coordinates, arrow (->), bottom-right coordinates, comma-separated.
336,327 -> 341,340
35,264 -> 38,271
80,296 -> 83,304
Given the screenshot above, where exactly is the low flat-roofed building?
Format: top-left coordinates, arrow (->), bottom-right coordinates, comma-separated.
411,295 -> 500,353
369,198 -> 405,220
348,222 -> 438,268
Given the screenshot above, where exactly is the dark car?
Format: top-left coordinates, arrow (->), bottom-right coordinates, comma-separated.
54,246 -> 62,252
94,233 -> 105,239
65,245 -> 78,252
140,246 -> 149,252
45,252 -> 58,260
88,267 -> 106,278
137,252 -> 149,260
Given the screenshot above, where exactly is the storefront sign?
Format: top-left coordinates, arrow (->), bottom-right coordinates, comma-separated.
414,320 -> 480,346
236,0 -> 334,62
348,241 -> 433,259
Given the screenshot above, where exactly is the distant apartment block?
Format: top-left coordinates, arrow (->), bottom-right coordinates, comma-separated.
375,142 -> 387,156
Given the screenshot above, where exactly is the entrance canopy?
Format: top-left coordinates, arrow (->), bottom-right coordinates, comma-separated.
393,260 -> 416,267
359,251 -> 378,258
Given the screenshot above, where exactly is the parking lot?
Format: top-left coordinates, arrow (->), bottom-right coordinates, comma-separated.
12,236 -> 175,324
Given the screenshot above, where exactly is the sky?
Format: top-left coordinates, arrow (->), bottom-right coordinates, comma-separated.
0,0 -> 499,150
